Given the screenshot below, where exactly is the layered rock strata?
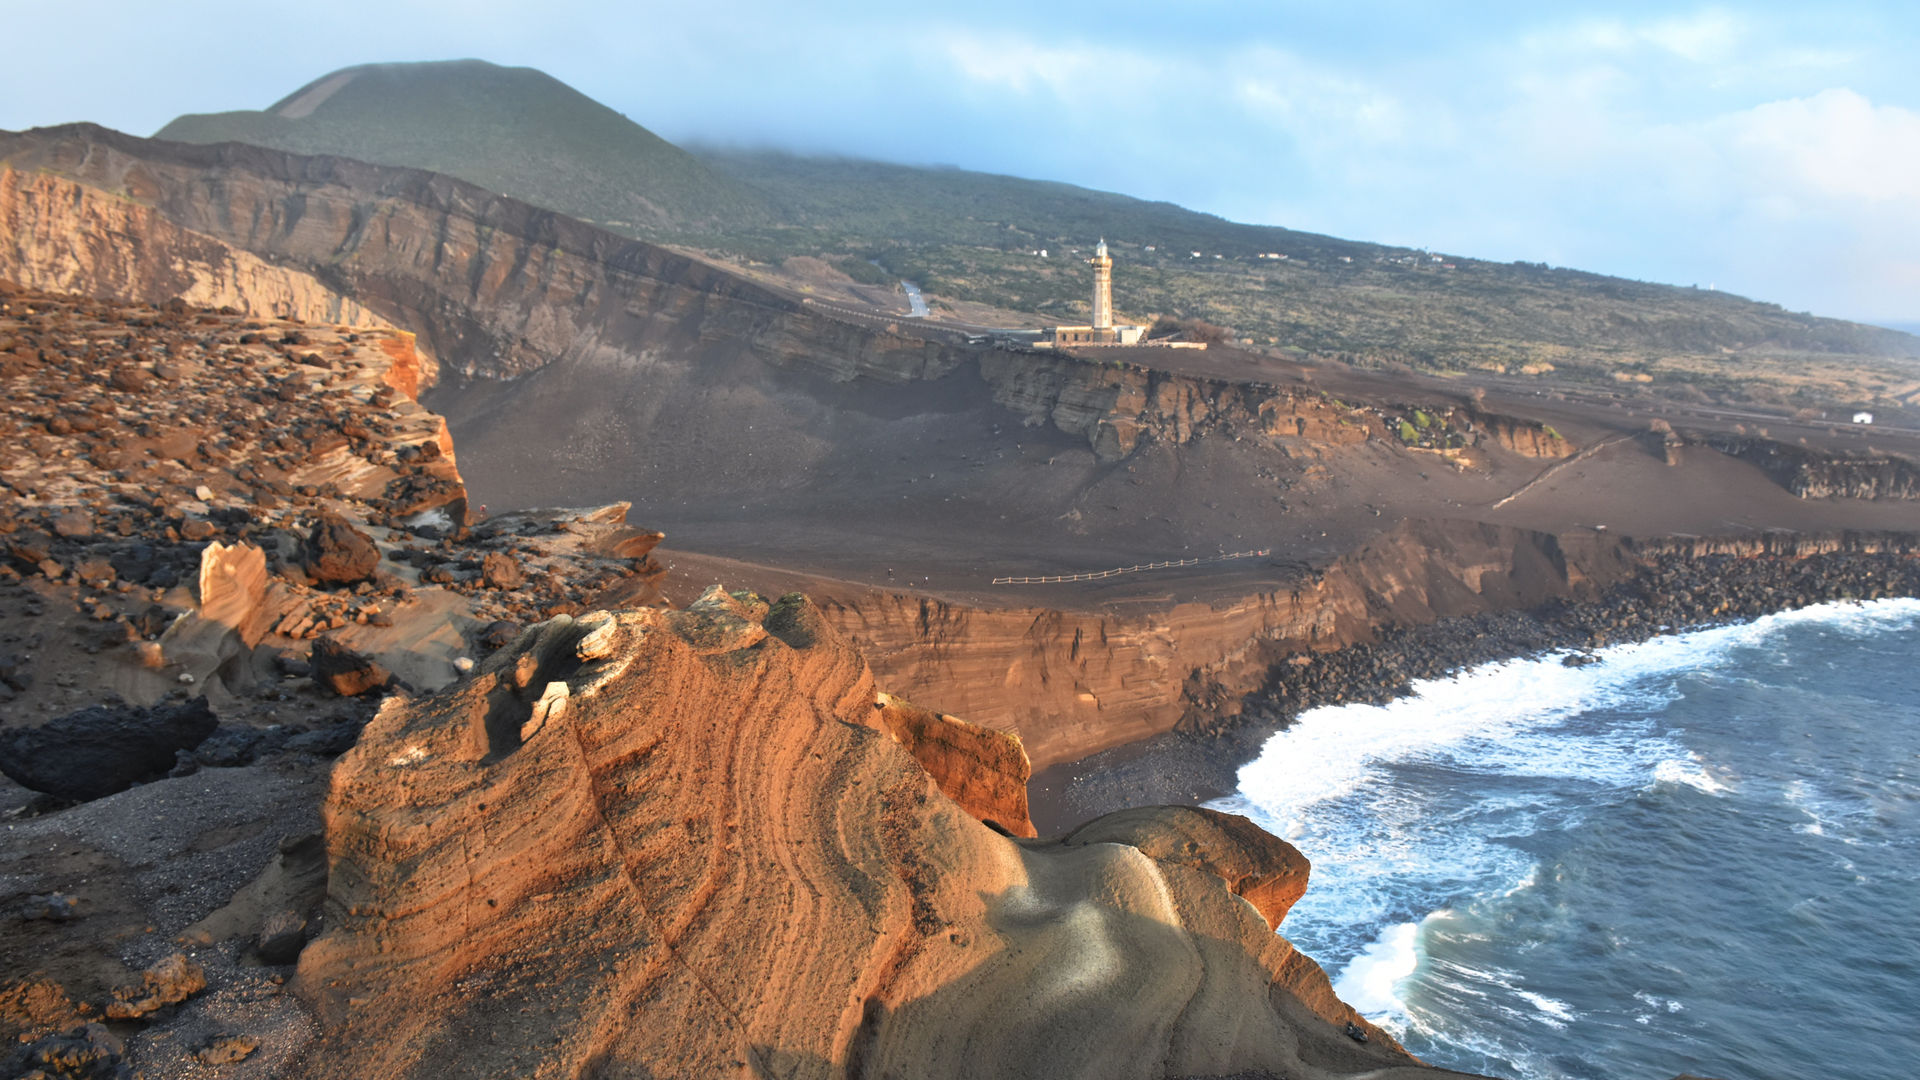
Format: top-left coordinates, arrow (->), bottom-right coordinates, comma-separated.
297,594 -> 1469,1080
822,520 -> 1634,767
828,523 -> 1920,772
1702,433 -> 1920,501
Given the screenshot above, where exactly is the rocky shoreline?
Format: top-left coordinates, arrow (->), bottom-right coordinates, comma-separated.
1031,539 -> 1920,833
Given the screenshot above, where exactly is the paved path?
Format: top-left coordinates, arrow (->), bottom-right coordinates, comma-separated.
901,281 -> 930,318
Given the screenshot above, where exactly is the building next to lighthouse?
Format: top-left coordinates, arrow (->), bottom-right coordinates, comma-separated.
1044,240 -> 1147,346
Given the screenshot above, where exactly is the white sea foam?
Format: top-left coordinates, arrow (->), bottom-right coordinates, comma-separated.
1233,599 -> 1920,836
1332,921 -> 1421,1020
1652,755 -> 1730,794
1513,989 -> 1576,1028
1223,597 -> 1920,1038
1633,990 -> 1684,1013
1501,865 -> 1540,898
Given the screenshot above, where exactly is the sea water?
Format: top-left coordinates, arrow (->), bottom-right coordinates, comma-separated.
1212,598 -> 1920,1080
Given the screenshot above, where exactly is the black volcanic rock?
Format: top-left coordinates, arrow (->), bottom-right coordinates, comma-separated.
0,1023 -> 128,1080
0,698 -> 218,801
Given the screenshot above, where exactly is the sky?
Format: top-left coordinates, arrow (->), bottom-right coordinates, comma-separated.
4,2 -> 1917,325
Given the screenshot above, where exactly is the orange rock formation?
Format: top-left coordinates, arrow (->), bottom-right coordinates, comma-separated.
296,591 -> 1474,1080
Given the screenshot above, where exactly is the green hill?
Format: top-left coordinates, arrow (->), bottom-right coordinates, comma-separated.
155,59 -> 769,232
694,150 -> 1920,408
693,149 -> 1371,259
153,60 -> 1920,410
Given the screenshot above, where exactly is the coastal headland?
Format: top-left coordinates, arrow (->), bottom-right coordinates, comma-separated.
2,120 -> 1918,1076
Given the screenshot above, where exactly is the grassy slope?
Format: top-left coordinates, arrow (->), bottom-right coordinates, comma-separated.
155,59 -> 769,231
696,150 -> 1920,409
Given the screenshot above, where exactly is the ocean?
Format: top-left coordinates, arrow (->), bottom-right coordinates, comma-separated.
1212,598 -> 1920,1080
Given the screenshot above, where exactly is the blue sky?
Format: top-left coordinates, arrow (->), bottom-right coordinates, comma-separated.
5,2 -> 1916,324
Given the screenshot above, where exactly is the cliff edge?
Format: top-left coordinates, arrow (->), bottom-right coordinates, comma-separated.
295,591 -> 1474,1079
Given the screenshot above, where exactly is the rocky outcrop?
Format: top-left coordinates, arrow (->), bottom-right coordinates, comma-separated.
874,690 -> 1034,838
978,350 -> 1568,462
0,698 -> 217,800
1063,806 -> 1310,931
296,598 -> 1460,1080
1702,434 -> 1920,500
0,166 -> 395,333
0,284 -> 672,723
1461,409 -> 1571,458
195,540 -> 269,646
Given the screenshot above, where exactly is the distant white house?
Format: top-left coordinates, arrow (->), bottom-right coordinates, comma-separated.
1854,411 -> 1875,424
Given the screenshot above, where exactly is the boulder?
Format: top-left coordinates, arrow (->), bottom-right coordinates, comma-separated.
257,909 -> 309,965
480,550 -> 523,589
50,510 -> 93,539
309,636 -> 391,697
477,620 -> 521,650
303,517 -> 379,584
104,953 -> 206,1020
0,698 -> 218,801
0,1023 -> 127,1079
108,365 -> 154,392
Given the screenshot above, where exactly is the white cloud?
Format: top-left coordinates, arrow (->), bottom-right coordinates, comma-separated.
1230,49 -> 1412,146
938,30 -> 1105,99
1721,88 -> 1920,209
1526,8 -> 1748,65
1641,9 -> 1747,63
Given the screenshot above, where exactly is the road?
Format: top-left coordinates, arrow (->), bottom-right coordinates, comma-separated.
901,281 -> 930,318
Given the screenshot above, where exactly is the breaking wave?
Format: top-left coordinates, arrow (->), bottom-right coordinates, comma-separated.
1213,598 -> 1920,1080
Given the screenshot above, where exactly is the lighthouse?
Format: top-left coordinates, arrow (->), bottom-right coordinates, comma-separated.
1090,238 -> 1114,331
1040,238 -> 1148,347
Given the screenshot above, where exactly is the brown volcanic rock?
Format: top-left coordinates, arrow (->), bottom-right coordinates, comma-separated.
874,689 -> 1035,838
309,637 -> 391,697
295,599 -> 1454,1080
303,517 -> 380,584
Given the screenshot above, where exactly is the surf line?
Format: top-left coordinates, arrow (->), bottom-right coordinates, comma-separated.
993,549 -> 1270,585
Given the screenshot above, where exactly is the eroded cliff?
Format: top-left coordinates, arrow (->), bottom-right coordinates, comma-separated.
297,592 -> 1468,1080
818,520 -> 1635,767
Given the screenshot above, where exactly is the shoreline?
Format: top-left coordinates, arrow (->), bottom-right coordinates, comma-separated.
1029,541 -> 1920,835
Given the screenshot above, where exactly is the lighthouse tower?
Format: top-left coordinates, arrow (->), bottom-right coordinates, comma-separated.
1089,238 -> 1114,332
1040,237 -> 1147,347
